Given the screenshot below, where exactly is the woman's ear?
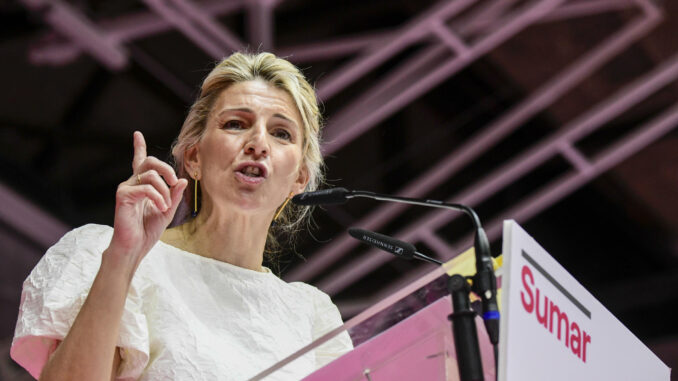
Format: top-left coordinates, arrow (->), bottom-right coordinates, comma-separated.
184,144 -> 201,178
292,164 -> 310,195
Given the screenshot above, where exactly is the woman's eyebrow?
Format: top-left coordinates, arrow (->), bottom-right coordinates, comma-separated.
272,113 -> 297,126
217,108 -> 296,125
217,107 -> 254,117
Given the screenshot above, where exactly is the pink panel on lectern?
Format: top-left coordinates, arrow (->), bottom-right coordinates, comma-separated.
304,296 -> 496,381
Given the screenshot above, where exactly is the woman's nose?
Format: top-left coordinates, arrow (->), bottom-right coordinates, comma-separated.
244,124 -> 269,158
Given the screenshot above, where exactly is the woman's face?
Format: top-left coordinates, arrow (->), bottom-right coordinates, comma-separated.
187,80 -> 309,216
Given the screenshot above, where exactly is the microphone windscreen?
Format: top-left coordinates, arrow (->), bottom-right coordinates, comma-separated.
348,228 -> 415,259
292,188 -> 349,205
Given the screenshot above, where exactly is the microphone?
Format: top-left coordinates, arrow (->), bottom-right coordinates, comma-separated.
291,187 -> 349,205
348,228 -> 442,265
293,187 -> 499,345
474,227 -> 499,345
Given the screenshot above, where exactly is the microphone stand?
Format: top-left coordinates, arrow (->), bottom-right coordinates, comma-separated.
295,188 -> 499,380
343,190 -> 499,346
448,274 -> 484,381
347,227 -> 486,380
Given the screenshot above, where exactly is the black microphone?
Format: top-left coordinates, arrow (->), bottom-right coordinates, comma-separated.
291,187 -> 350,205
294,187 -> 499,345
348,228 -> 442,265
474,227 -> 499,346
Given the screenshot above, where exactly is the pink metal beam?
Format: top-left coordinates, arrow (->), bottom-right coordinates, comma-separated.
321,0 -> 567,155
142,0 -> 243,59
540,0 -> 639,23
0,182 -> 69,249
321,44 -> 450,146
27,0 -> 639,68
430,19 -> 471,56
30,0 -> 244,66
324,4 -> 549,127
462,0 -> 638,38
258,0 -> 638,65
114,0 -> 243,42
277,30 -> 393,63
414,46 -> 678,238
419,230 -> 456,258
285,6 -> 657,283
315,0 -> 478,101
503,109 -> 678,240
20,0 -> 128,70
129,45 -> 195,101
247,0 -> 275,50
354,99 -> 678,312
320,50 -> 678,296
557,142 -> 593,174
458,0 -> 521,37
463,0 -> 637,34
321,4 -> 530,143
321,0 -> 646,155
280,0 -> 637,65
170,0 -> 245,52
143,0 -> 225,58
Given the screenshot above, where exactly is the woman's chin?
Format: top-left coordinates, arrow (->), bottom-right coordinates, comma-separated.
229,193 -> 275,213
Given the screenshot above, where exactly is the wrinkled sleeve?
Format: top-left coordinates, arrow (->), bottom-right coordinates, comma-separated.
311,288 -> 353,368
10,224 -> 149,380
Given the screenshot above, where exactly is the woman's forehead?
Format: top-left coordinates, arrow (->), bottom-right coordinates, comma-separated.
212,80 -> 302,123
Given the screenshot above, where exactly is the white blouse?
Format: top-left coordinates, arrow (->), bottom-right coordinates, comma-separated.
11,224 -> 352,380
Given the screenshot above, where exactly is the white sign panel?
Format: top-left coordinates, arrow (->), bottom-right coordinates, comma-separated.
499,220 -> 670,381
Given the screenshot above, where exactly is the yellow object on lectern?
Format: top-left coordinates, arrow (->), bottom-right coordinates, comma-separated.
442,248 -> 504,311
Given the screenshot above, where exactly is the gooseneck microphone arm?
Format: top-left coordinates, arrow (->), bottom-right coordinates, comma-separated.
294,187 -> 500,357
351,191 -> 498,343
346,190 -> 483,230
292,188 -> 480,227
294,188 -> 499,347
293,188 -> 483,254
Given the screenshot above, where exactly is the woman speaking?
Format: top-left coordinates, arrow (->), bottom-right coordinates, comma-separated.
10,52 -> 352,380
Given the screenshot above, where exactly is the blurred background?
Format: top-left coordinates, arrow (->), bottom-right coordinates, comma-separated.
1,0 -> 678,379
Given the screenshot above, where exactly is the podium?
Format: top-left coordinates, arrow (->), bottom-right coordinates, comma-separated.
252,221 -> 670,380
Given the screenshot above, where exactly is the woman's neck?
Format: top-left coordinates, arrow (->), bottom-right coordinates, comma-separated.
162,206 -> 272,272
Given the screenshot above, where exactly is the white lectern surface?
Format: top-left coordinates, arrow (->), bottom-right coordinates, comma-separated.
499,220 -> 670,380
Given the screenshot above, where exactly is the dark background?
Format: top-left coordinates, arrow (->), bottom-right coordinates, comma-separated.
1,0 -> 677,379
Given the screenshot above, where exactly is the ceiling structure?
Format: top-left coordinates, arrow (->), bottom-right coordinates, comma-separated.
1,0 -> 678,378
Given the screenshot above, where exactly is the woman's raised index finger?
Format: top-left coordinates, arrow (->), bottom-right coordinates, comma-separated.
132,131 -> 147,171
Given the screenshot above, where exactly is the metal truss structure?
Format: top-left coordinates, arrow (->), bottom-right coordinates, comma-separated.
14,0 -> 678,319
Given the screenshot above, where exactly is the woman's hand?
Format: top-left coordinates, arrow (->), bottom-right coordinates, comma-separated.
108,131 -> 188,273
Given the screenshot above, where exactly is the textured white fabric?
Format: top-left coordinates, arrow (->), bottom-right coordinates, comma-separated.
11,224 -> 352,380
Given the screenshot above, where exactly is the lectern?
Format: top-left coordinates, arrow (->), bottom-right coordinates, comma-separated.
252,221 -> 670,381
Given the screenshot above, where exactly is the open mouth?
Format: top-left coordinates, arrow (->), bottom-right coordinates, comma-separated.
239,165 -> 263,178
235,162 -> 267,181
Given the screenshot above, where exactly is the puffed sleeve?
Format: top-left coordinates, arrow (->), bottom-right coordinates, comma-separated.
10,224 -> 149,380
310,288 -> 353,368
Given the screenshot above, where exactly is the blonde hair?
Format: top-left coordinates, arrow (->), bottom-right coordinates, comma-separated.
170,52 -> 324,257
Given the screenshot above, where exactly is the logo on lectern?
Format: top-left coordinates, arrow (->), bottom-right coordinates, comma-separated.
520,250 -> 592,363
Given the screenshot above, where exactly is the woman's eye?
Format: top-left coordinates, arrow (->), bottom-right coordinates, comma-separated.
223,120 -> 244,130
272,129 -> 292,141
